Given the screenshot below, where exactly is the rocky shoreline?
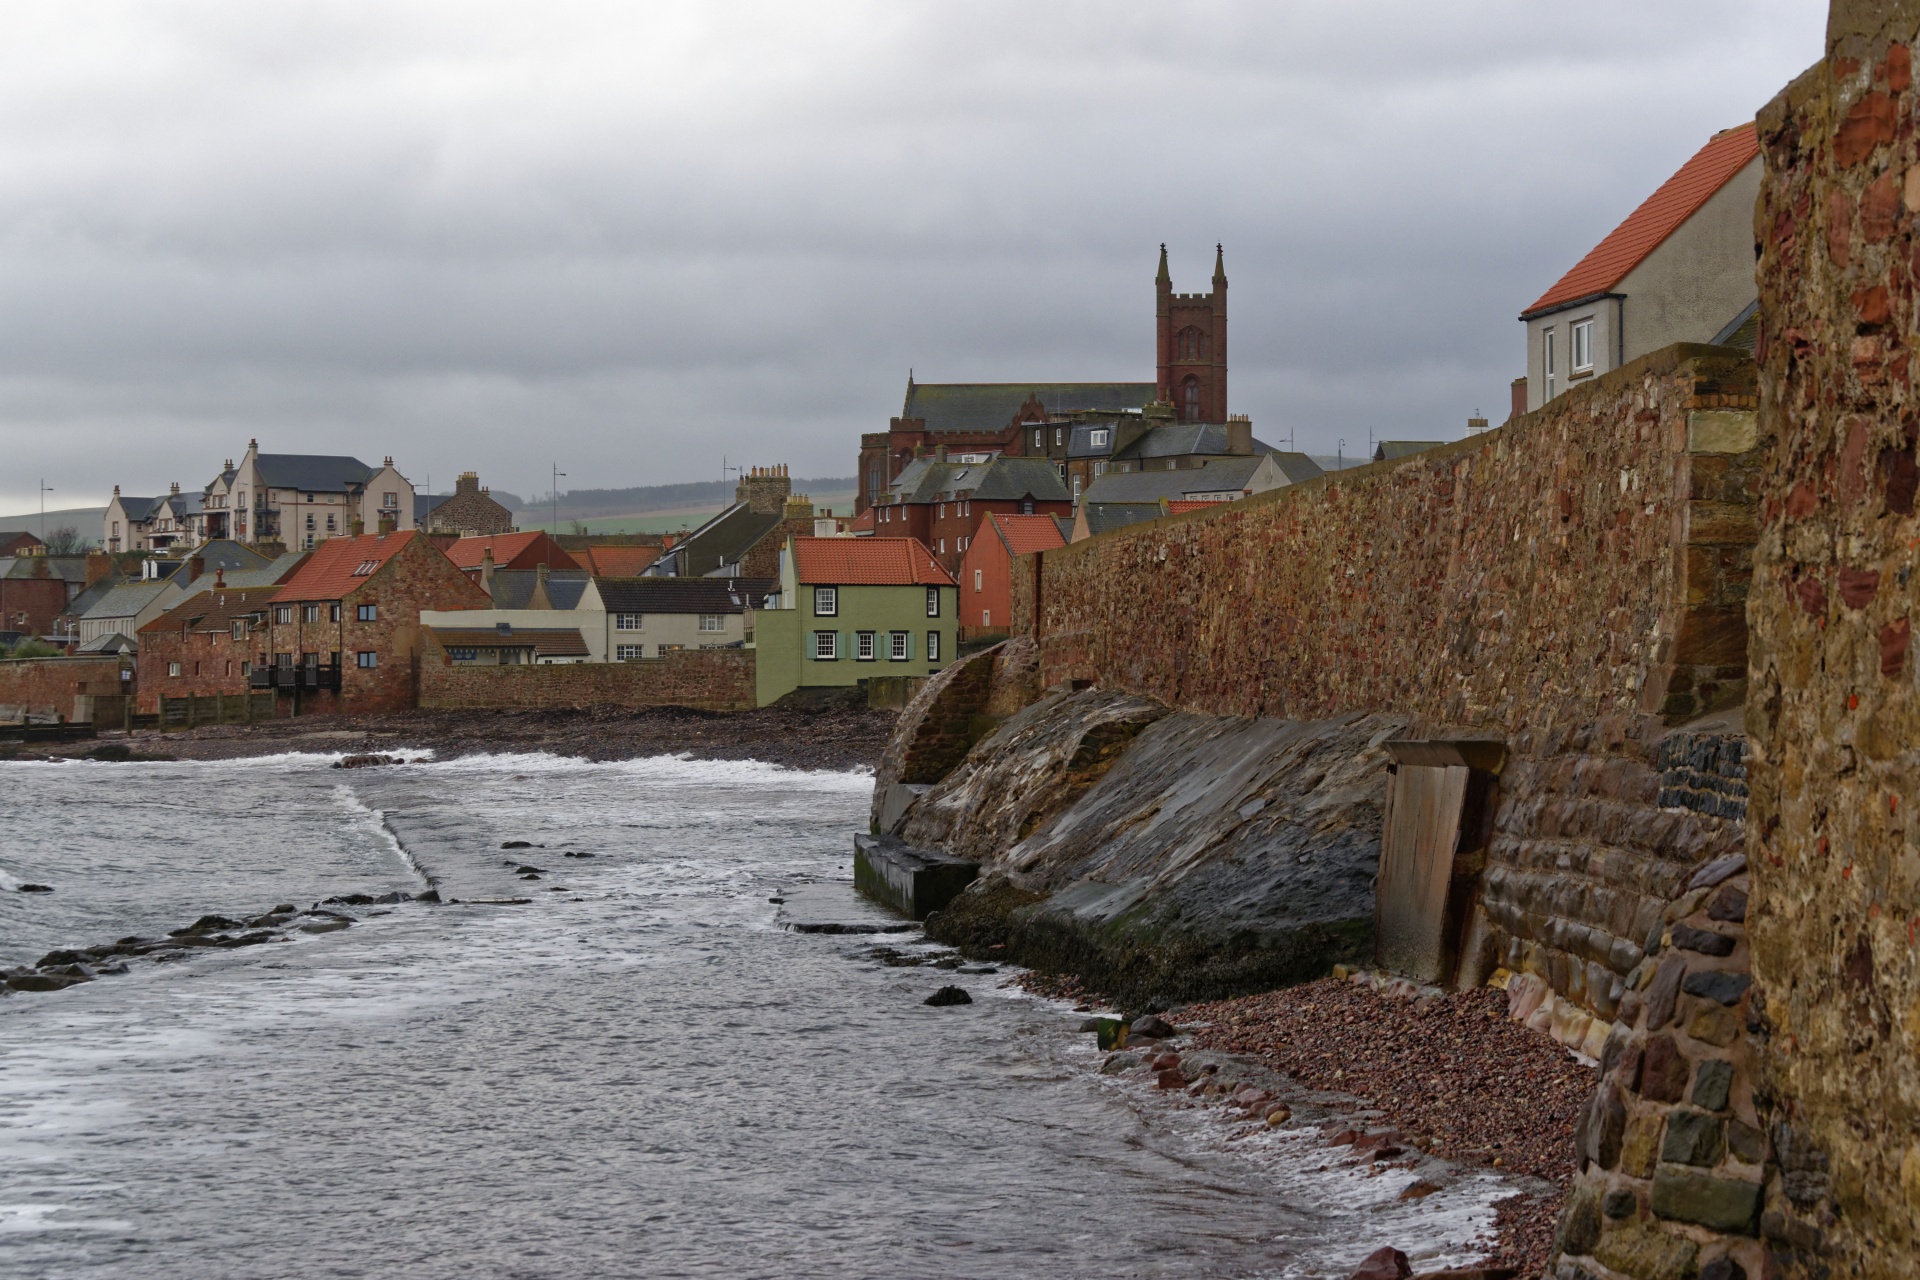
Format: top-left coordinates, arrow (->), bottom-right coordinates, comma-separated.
5,698 -> 897,772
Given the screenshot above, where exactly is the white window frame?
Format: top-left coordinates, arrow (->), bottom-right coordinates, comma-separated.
1571,318 -> 1593,372
614,612 -> 641,630
813,630 -> 837,660
615,644 -> 643,660
168,661 -> 181,677
888,630 -> 910,661
302,604 -> 320,623
697,613 -> 725,632
926,630 -> 941,662
856,630 -> 876,661
974,569 -> 983,592
1091,428 -> 1109,448
1543,327 -> 1557,400
813,586 -> 837,617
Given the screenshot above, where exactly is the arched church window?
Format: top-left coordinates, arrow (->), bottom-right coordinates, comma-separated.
1182,376 -> 1201,422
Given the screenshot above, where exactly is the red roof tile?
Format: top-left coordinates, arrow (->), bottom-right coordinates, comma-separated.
848,507 -> 877,533
442,531 -> 579,571
791,536 -> 954,586
1523,125 -> 1760,317
989,512 -> 1066,556
575,544 -> 662,576
274,531 -> 418,602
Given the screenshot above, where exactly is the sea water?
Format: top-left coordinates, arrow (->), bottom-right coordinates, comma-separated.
0,752 -> 1513,1279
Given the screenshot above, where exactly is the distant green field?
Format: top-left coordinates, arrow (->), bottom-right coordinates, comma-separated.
524,491 -> 858,536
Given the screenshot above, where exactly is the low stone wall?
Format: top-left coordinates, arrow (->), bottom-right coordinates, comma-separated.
0,655 -> 131,722
418,648 -> 755,712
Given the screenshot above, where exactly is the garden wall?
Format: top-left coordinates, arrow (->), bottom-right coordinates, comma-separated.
419,645 -> 755,713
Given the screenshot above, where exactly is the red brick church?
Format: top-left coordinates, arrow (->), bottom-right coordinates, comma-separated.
855,245 -> 1232,515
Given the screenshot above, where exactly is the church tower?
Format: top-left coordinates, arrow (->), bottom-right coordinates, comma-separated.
1154,244 -> 1228,423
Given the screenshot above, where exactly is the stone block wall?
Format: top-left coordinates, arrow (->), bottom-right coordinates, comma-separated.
0,655 -> 131,722
1010,346 -> 1760,1032
1747,5 -> 1920,1272
418,643 -> 755,712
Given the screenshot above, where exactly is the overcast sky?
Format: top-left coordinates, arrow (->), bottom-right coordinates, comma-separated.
0,1 -> 1827,515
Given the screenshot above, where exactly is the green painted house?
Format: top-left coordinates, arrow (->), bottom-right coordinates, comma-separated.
755,535 -> 957,706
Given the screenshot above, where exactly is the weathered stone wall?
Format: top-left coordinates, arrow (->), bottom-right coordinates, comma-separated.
1010,347 -> 1760,1031
418,643 -> 756,712
0,655 -> 131,722
1748,7 -> 1920,1272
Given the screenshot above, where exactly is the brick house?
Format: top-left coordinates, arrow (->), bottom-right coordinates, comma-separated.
957,512 -> 1065,634
869,454 -> 1071,574
135,581 -> 281,712
257,530 -> 489,712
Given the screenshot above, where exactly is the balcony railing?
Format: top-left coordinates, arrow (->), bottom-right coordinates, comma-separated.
249,663 -> 341,692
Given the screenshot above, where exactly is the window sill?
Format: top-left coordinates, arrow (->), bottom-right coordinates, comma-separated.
1568,367 -> 1595,381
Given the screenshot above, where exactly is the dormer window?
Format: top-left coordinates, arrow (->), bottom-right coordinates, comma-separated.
1090,428 -> 1110,448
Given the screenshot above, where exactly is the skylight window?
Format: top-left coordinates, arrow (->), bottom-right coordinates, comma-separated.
352,559 -> 380,575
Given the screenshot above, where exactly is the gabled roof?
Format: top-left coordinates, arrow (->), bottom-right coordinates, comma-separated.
487,569 -> 592,611
2,555 -> 90,582
442,531 -> 577,571
573,544 -> 664,576
415,493 -> 451,521
1081,502 -> 1164,537
901,381 -> 1158,433
274,531 -> 418,602
1114,422 -> 1280,462
988,513 -> 1066,557
116,496 -> 162,522
595,576 -> 775,614
849,507 -> 877,534
213,551 -> 310,590
76,632 -> 135,654
1066,420 -> 1129,459
140,584 -> 281,634
884,456 -> 1071,506
81,580 -> 178,621
1083,456 -> 1265,505
1271,452 -> 1327,484
666,504 -> 785,577
171,540 -> 271,584
427,626 -> 590,658
1524,124 -> 1761,318
251,454 -> 378,493
61,576 -> 123,619
790,537 -> 953,586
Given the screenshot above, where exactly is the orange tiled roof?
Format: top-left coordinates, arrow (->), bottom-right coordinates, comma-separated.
274,531 -> 418,602
576,544 -> 663,576
848,507 -> 877,534
989,512 -> 1066,556
1164,499 -> 1231,515
791,536 -> 954,586
1523,124 -> 1760,317
442,531 -> 578,571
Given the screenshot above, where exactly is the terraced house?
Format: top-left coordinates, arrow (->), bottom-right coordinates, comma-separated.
256,530 -> 487,712
755,536 -> 955,705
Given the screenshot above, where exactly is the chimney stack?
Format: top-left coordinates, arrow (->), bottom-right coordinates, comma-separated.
189,555 -> 205,583
1509,376 -> 1528,422
1225,414 -> 1252,457
480,547 -> 496,596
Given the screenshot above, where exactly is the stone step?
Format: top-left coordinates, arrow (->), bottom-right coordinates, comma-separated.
853,833 -> 979,920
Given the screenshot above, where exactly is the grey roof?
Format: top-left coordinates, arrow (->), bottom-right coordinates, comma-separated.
596,576 -> 776,614
81,580 -> 177,621
170,540 -> 271,587
251,454 -> 377,493
1271,452 -> 1327,484
1084,457 -> 1264,504
1373,441 -> 1444,462
415,493 -> 452,521
659,504 -> 786,578
1081,503 -> 1164,537
884,456 -> 1070,505
1,555 -> 90,583
116,496 -> 163,522
76,632 -> 135,654
61,576 -> 123,619
487,569 -> 591,611
901,380 -> 1158,433
1066,420 -> 1130,459
1712,299 -> 1759,352
1052,516 -> 1074,542
1116,423 -> 1281,462
213,550 -> 309,590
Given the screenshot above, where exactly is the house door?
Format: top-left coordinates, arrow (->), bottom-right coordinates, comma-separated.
1374,740 -> 1504,984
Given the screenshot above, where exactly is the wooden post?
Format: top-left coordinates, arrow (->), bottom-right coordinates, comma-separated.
123,697 -> 132,734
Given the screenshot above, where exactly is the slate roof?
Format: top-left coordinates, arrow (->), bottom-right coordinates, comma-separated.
140,585 -> 281,635
884,456 -> 1070,505
1524,124 -> 1760,317
1712,299 -> 1759,352
1066,420 -> 1130,459
790,537 -> 953,586
1083,456 -> 1264,505
486,569 -> 592,611
1081,503 -> 1164,537
1271,452 -> 1327,484
170,540 -> 272,586
415,494 -> 451,522
251,454 -> 378,493
665,504 -> 785,577
81,580 -> 179,621
274,531 -> 418,602
213,551 -> 310,590
595,576 -> 775,614
116,496 -> 163,522
1374,441 -> 1444,462
901,380 -> 1158,433
988,513 -> 1066,557
1,555 -> 90,583
1052,516 -> 1074,542
427,626 -> 590,658
76,632 -> 135,654
61,576 -> 123,620
1115,423 -> 1280,462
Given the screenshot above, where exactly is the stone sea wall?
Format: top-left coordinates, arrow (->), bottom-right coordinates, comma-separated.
0,655 -> 131,722
1747,4 -> 1920,1272
417,643 -> 756,712
1004,347 -> 1760,1031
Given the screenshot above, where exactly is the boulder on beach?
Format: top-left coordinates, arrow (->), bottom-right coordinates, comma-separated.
924,985 -> 973,1006
1349,1246 -> 1410,1280
299,919 -> 351,934
1131,1013 -> 1178,1039
16,884 -> 53,893
170,915 -> 242,936
501,841 -> 533,849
